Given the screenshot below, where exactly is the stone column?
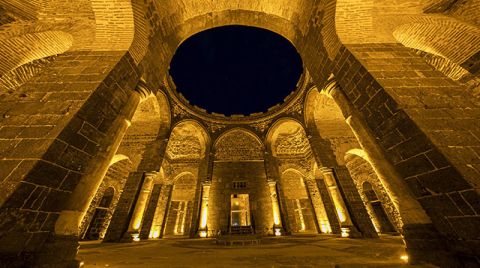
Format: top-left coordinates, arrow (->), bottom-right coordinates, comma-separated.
150,183 -> 173,238
139,184 -> 163,239
54,89 -> 141,238
126,172 -> 156,240
303,178 -> 330,234
326,82 -> 431,226
267,180 -> 283,233
198,181 -> 211,237
315,179 -> 341,234
320,167 -> 352,227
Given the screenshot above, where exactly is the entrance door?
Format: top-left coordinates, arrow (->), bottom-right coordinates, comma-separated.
230,194 -> 250,227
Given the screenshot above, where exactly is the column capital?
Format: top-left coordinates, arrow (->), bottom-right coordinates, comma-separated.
319,167 -> 334,175
144,171 -> 157,177
267,180 -> 277,186
135,79 -> 153,101
202,181 -> 212,186
321,76 -> 340,99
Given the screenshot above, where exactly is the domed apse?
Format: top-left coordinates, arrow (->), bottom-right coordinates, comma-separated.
169,25 -> 303,116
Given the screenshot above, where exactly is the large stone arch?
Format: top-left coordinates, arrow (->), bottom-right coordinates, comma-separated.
304,86 -> 359,165
344,149 -> 403,233
0,0 -> 479,266
163,171 -> 197,236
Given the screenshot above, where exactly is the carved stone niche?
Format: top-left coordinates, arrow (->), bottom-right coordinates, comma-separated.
215,129 -> 264,161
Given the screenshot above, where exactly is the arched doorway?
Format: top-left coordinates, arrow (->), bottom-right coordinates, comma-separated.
84,187 -> 115,240
362,182 -> 397,234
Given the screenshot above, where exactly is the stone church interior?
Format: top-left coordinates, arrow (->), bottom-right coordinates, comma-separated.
0,0 -> 479,267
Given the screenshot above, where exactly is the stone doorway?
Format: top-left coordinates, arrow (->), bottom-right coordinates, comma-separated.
230,194 -> 253,235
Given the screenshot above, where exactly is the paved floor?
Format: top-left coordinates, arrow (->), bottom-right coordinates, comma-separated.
78,235 -> 435,267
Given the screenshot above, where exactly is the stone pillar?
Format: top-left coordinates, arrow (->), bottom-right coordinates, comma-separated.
326,82 -> 432,227
103,172 -> 144,242
320,167 -> 352,227
124,172 -> 156,240
267,180 -> 283,231
304,178 -> 330,234
150,183 -> 173,238
315,179 -> 341,234
335,166 -> 378,238
54,91 -> 140,238
139,184 -> 163,239
197,181 -> 211,237
264,152 -> 289,234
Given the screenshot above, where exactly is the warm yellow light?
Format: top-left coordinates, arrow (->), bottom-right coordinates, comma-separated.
341,227 -> 350,238
320,220 -> 332,234
274,228 -> 282,236
336,208 -> 346,223
200,206 -> 208,229
199,230 -> 207,238
400,254 -> 409,262
132,233 -> 140,242
132,221 -> 141,230
273,213 -> 280,226
149,229 -> 160,239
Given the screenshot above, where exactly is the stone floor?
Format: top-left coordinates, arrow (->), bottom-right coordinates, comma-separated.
78,235 -> 436,267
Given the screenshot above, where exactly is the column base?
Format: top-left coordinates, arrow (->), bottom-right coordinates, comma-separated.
403,223 -> 463,267
119,231 -> 137,243
33,235 -> 83,268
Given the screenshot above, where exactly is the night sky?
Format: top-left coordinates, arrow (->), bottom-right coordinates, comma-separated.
169,25 -> 303,116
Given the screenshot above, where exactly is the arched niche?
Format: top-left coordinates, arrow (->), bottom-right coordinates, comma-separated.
165,120 -> 209,161
80,156 -> 133,240
280,168 -> 317,233
266,118 -> 312,159
209,128 -> 270,234
163,172 -> 197,236
344,150 -> 402,233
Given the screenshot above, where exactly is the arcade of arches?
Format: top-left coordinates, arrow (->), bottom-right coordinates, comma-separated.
0,1 -> 479,267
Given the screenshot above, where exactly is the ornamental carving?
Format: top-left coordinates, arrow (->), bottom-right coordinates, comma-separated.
206,122 -> 227,133
172,102 -> 188,118
252,120 -> 272,133
215,129 -> 263,161
274,128 -> 311,157
286,99 -> 303,115
165,124 -> 205,160
166,135 -> 202,160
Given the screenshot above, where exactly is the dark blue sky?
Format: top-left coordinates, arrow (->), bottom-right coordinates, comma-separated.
169,25 -> 303,116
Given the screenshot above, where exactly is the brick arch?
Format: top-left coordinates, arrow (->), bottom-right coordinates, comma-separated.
129,0 -> 316,65
0,30 -> 73,76
333,0 -> 480,74
393,17 -> 480,71
334,0 -> 444,44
